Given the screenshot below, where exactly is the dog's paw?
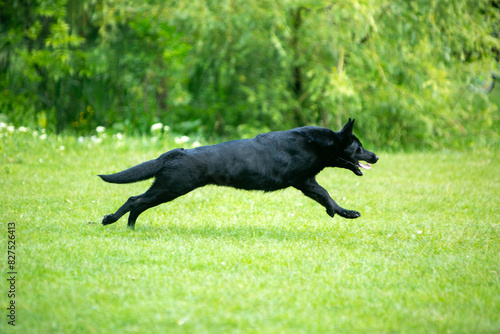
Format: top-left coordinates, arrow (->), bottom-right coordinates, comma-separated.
338,210 -> 361,219
102,214 -> 115,225
326,208 -> 336,218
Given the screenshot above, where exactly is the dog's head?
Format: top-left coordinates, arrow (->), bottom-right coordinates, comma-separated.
336,118 -> 379,176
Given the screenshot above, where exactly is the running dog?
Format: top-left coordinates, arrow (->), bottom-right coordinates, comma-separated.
99,118 -> 379,229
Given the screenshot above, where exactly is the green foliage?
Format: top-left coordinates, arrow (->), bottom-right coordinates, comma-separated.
0,0 -> 499,149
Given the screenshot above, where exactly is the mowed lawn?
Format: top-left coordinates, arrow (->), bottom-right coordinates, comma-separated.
1,131 -> 499,333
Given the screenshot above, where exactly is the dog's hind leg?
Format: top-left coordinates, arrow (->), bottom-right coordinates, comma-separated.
122,178 -> 199,229
103,164 -> 205,229
127,203 -> 158,229
102,190 -> 165,229
294,177 -> 361,219
102,195 -> 141,226
121,186 -> 167,229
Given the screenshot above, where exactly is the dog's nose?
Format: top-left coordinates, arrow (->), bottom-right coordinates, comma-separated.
374,155 -> 379,162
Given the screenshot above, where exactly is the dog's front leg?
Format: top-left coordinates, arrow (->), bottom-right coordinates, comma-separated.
294,177 -> 361,219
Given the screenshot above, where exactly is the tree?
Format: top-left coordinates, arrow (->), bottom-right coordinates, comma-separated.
1,0 -> 498,148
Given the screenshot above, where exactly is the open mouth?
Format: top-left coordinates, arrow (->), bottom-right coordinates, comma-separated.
358,162 -> 371,170
337,157 -> 372,176
354,161 -> 371,176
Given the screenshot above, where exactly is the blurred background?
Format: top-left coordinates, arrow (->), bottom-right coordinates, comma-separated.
1,0 -> 499,149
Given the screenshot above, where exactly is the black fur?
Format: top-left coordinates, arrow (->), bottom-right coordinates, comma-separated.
99,118 -> 379,229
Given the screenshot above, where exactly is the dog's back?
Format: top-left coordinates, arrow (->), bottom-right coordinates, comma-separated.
179,127 -> 333,191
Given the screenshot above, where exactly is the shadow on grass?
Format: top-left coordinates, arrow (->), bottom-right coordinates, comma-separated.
93,220 -> 341,243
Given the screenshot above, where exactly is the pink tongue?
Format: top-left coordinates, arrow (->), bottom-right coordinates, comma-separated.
358,162 -> 371,170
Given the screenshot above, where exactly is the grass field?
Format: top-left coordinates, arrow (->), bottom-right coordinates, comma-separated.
1,127 -> 499,333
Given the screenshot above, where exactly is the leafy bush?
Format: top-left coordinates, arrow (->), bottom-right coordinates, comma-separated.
0,0 -> 499,149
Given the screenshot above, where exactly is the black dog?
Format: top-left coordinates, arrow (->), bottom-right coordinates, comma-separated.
99,118 -> 378,229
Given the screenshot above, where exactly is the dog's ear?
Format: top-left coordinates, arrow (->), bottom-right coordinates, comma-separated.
340,118 -> 355,137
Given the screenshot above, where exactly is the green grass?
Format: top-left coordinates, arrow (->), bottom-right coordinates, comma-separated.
1,129 -> 499,333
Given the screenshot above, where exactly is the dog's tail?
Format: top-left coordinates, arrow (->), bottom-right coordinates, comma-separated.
99,159 -> 161,184
98,149 -> 185,184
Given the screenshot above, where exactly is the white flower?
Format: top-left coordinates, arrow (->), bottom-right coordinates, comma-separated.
96,126 -> 106,133
91,135 -> 102,144
114,133 -> 123,140
192,141 -> 201,148
59,146 -> 65,151
163,125 -> 170,132
7,125 -> 15,132
0,122 -> 6,129
39,134 -> 47,140
18,126 -> 28,132
175,136 -> 190,144
78,136 -> 84,144
151,123 -> 163,132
